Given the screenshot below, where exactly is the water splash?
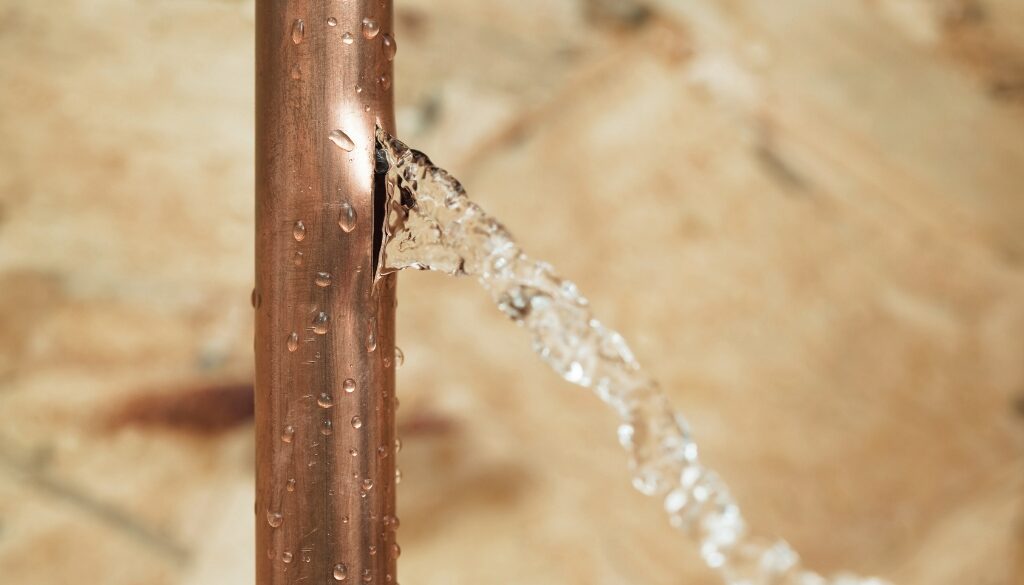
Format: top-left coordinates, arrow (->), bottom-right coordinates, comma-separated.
375,128 -> 890,585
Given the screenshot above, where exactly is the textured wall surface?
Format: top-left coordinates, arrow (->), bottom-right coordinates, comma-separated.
1,1 -> 1023,584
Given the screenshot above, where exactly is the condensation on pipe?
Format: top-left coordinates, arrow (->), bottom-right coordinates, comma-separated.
255,1 -> 398,584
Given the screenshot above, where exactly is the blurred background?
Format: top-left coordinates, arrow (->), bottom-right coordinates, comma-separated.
1,0 -> 1023,583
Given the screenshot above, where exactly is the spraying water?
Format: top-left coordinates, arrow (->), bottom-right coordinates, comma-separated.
375,128 -> 889,585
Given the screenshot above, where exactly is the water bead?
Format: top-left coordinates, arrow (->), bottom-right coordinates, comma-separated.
338,202 -> 358,232
313,312 -> 329,335
267,511 -> 283,528
381,33 -> 397,61
329,129 -> 355,152
361,18 -> 380,39
334,564 -> 348,581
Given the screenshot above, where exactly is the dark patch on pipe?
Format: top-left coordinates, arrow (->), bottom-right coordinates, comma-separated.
373,140 -> 389,277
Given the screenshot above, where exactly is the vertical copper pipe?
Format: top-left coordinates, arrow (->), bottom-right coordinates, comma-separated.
255,1 -> 397,584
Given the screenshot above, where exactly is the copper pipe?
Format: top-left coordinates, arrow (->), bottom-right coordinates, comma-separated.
255,1 -> 397,584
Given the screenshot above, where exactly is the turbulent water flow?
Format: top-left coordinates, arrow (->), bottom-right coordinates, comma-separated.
375,128 -> 889,585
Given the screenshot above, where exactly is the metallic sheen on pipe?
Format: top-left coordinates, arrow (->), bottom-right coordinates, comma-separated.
255,1 -> 398,583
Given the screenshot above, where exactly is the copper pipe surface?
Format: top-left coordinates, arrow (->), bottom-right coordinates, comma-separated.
255,1 -> 397,584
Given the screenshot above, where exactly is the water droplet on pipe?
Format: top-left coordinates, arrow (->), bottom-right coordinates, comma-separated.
362,18 -> 380,39
338,202 -> 358,232
313,312 -> 329,334
329,129 -> 355,152
291,19 -> 305,44
382,33 -> 397,61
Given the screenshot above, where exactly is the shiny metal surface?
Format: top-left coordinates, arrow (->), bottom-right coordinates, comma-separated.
255,1 -> 397,584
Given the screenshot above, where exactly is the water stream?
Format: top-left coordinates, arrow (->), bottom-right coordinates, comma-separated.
374,128 -> 889,585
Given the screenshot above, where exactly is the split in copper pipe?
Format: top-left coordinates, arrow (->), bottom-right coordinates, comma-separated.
255,1 -> 398,584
